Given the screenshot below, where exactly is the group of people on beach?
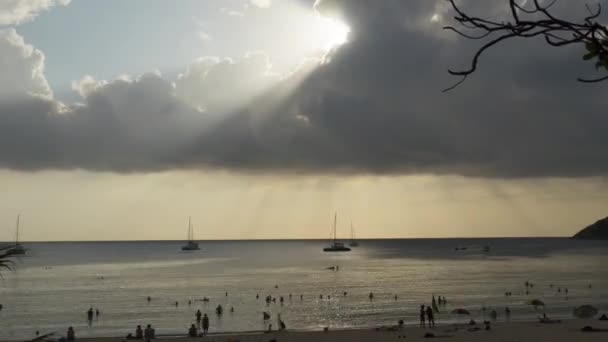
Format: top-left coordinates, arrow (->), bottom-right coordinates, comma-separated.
420,304 -> 436,328
124,324 -> 156,340
53,279 -> 601,341
194,310 -> 210,336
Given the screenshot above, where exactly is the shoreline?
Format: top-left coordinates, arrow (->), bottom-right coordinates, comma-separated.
25,319 -> 608,342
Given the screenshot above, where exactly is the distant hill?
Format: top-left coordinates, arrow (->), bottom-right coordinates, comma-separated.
572,217 -> 608,240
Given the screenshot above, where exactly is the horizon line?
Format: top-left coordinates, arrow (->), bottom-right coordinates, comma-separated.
1,236 -> 572,244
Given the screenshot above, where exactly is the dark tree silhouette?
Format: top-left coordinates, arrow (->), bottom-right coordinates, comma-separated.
0,245 -> 17,275
444,0 -> 608,91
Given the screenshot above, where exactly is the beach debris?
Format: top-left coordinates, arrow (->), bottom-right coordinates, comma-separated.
29,332 -> 58,342
573,305 -> 599,319
579,326 -> 608,332
528,299 -> 545,310
539,313 -> 561,324
451,308 -> 470,315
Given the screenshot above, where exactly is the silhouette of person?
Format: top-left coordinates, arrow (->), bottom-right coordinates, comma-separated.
420,305 -> 426,328
135,325 -> 143,339
426,306 -> 435,328
188,324 -> 197,337
202,314 -> 210,335
144,324 -> 155,341
67,327 -> 75,341
196,309 -> 202,323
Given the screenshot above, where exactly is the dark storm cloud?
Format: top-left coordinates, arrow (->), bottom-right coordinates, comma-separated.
1,0 -> 607,177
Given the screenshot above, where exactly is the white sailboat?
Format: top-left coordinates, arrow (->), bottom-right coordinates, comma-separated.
181,217 -> 200,251
323,212 -> 351,252
13,214 -> 26,255
349,221 -> 359,247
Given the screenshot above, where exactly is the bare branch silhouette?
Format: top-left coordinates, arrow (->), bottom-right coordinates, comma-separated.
443,0 -> 608,91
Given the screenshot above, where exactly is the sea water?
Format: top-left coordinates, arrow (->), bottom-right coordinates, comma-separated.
0,238 -> 607,340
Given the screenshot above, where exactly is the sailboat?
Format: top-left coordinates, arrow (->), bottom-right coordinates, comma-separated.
349,221 -> 359,247
13,214 -> 26,255
323,212 -> 351,252
181,217 -> 200,251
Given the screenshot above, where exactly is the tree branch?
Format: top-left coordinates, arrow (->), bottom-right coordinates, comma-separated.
444,0 -> 608,91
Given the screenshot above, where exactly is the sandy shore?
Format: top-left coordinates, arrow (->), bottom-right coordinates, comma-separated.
74,319 -> 608,342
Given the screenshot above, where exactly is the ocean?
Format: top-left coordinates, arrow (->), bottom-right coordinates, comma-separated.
0,238 -> 607,340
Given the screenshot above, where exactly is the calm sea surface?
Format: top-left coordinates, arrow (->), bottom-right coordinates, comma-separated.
1,238 -> 607,340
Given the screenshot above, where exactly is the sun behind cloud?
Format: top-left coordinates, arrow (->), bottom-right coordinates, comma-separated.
317,17 -> 350,51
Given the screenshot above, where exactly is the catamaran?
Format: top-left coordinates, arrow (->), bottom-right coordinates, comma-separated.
349,221 -> 359,247
13,214 -> 26,255
181,217 -> 200,251
323,212 -> 351,252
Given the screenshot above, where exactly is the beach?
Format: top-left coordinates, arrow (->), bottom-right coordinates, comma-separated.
1,239 -> 607,340
73,320 -> 608,342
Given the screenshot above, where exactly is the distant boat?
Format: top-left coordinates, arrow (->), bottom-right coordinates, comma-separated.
349,221 -> 359,247
13,214 -> 26,255
455,245 -> 490,253
181,217 -> 200,251
323,212 -> 351,252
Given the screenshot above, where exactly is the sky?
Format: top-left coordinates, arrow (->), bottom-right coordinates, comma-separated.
1,0 -> 607,241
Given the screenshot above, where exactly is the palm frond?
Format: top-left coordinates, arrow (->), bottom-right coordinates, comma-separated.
0,244 -> 17,273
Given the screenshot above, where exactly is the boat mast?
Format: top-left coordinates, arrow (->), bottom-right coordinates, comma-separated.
333,212 -> 337,243
188,216 -> 192,242
15,214 -> 20,245
350,221 -> 354,242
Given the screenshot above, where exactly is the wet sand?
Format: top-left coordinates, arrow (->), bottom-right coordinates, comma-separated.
76,319 -> 608,342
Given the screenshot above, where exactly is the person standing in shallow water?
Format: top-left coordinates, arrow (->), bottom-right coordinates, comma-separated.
420,305 -> 426,328
87,307 -> 94,324
196,309 -> 202,324
426,306 -> 435,328
202,313 -> 210,336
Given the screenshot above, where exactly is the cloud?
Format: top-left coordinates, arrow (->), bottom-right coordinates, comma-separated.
174,53 -> 278,112
197,31 -> 212,42
250,0 -> 271,9
0,28 -> 52,99
0,0 -> 70,25
1,2 -> 608,178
